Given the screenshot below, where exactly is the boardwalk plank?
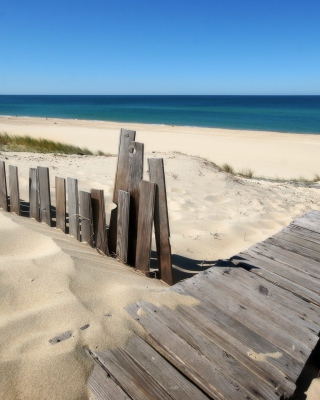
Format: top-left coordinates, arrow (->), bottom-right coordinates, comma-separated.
55,177 -> 66,232
37,166 -> 51,225
9,165 -> 20,215
273,230 -> 320,252
116,190 -> 130,263
284,224 -> 320,245
0,161 -> 8,211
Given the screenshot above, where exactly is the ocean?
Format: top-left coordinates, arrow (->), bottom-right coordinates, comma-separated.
0,95 -> 319,134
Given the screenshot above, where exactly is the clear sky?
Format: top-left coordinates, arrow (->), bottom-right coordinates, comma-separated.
0,0 -> 319,95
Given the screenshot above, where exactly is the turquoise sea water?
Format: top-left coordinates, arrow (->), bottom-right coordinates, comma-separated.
0,95 -> 319,134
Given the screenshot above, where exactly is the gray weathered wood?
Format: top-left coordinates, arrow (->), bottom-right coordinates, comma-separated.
91,189 -> 109,256
127,142 -> 144,264
116,190 -> 130,263
49,330 -> 72,345
29,168 -> 39,220
274,230 -> 320,252
0,161 -> 8,211
67,177 -> 80,240
149,158 -> 173,285
9,165 -> 20,215
79,191 -> 93,245
135,181 -> 156,272
37,166 -> 51,226
108,129 -> 136,255
55,177 -> 66,232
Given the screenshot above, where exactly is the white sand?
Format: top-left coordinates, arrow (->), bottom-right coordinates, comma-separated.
0,117 -> 320,399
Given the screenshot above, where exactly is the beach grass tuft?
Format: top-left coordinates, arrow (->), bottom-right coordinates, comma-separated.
221,163 -> 235,175
0,133 -> 112,156
238,168 -> 254,179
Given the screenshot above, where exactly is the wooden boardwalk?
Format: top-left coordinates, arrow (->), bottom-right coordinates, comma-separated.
88,211 -> 320,400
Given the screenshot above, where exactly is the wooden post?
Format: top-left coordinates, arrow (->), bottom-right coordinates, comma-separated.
91,189 -> 109,256
127,142 -> 144,264
79,191 -> 93,245
37,166 -> 52,226
135,181 -> 156,273
67,177 -> 80,240
55,176 -> 66,233
149,158 -> 173,285
116,190 -> 130,263
29,168 -> 39,221
9,165 -> 20,215
108,128 -> 136,254
0,161 -> 8,211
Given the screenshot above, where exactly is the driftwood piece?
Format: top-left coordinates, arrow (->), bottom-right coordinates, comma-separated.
135,181 -> 156,272
0,161 -> 8,211
67,177 -> 80,240
108,128 -> 136,254
37,166 -> 51,226
55,176 -> 66,233
127,141 -> 144,264
116,190 -> 130,263
91,189 -> 109,256
49,331 -> 72,345
149,158 -> 173,285
29,168 -> 39,220
79,191 -> 93,245
9,165 -> 20,215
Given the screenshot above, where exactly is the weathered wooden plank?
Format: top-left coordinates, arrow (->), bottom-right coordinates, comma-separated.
79,191 -> 93,245
0,161 -> 8,211
274,230 -> 320,252
127,142 -> 144,265
116,190 -> 130,263
292,218 -> 320,234
284,224 -> 320,245
37,166 -> 51,226
55,176 -> 66,233
149,158 -> 173,285
108,129 -> 136,255
9,165 -> 20,215
29,168 -> 39,220
91,189 -> 109,256
67,177 -> 80,240
123,334 -> 210,400
135,181 -> 156,273
87,362 -> 130,400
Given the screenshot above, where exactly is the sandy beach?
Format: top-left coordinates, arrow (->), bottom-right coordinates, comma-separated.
0,116 -> 319,399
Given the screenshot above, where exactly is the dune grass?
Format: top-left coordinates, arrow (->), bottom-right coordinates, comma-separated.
0,133 -> 111,156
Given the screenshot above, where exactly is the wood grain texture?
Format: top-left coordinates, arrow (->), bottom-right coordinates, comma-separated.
127,142 -> 144,264
108,129 -> 136,255
29,168 -> 39,221
116,190 -> 130,263
67,177 -> 80,240
37,166 -> 51,226
149,158 -> 173,285
79,191 -> 93,245
55,176 -> 66,233
9,165 -> 20,215
0,161 -> 8,211
135,181 -> 156,272
91,189 -> 109,256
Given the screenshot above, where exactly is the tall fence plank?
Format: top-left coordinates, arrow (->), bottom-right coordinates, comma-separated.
29,168 -> 39,221
91,189 -> 109,256
67,177 -> 80,240
149,158 -> 173,285
108,128 -> 136,254
55,176 -> 66,233
127,142 -> 144,264
80,191 -> 93,245
37,166 -> 51,226
9,165 -> 20,215
135,181 -> 156,272
116,190 -> 130,263
0,161 -> 8,211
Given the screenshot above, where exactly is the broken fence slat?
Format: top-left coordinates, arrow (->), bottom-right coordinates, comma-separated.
135,180 -> 156,272
9,165 -> 20,215
79,190 -> 93,245
29,168 -> 39,221
55,176 -> 66,233
67,177 -> 80,240
37,166 -> 51,226
116,190 -> 130,263
91,189 -> 109,256
149,158 -> 173,285
0,161 -> 8,211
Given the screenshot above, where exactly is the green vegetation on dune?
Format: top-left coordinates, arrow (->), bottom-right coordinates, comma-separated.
0,133 -> 112,156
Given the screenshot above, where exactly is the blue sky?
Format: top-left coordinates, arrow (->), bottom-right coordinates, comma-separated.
0,0 -> 319,94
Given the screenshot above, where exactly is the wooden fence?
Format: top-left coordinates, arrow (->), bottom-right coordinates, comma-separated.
0,129 -> 173,285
